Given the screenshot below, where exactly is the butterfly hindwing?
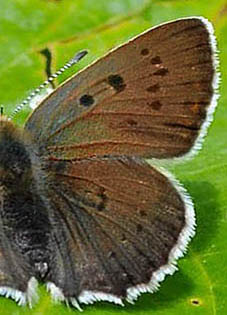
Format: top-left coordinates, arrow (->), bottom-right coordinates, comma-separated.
0,210 -> 35,305
25,17 -> 216,160
44,157 -> 193,304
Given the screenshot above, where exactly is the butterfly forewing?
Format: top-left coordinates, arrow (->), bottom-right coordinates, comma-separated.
25,18 -> 215,160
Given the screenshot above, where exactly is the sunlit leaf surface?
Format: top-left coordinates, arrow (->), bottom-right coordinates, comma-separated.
0,0 -> 226,314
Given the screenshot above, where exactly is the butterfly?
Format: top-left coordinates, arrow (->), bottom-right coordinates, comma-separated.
0,16 -> 219,309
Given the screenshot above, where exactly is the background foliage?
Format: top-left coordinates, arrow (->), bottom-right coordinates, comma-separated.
0,0 -> 226,314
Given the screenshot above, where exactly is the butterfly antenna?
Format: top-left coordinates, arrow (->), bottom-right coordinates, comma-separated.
10,50 -> 88,119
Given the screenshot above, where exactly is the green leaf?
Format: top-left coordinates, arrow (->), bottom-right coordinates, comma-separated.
0,0 -> 226,314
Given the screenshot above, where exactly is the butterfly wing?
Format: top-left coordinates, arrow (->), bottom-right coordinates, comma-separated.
44,157 -> 194,305
25,17 -> 217,160
0,220 -> 36,305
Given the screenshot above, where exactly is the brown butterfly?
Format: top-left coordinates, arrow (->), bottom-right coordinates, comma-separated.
0,17 -> 219,309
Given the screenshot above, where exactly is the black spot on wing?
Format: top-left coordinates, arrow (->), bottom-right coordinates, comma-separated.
79,94 -> 95,107
107,75 -> 126,92
153,68 -> 169,76
141,48 -> 149,56
151,56 -> 162,64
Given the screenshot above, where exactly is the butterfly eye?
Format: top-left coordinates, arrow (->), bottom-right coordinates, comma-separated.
107,74 -> 126,92
79,94 -> 95,107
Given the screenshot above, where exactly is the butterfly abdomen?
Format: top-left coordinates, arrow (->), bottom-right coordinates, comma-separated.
0,120 -> 51,279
